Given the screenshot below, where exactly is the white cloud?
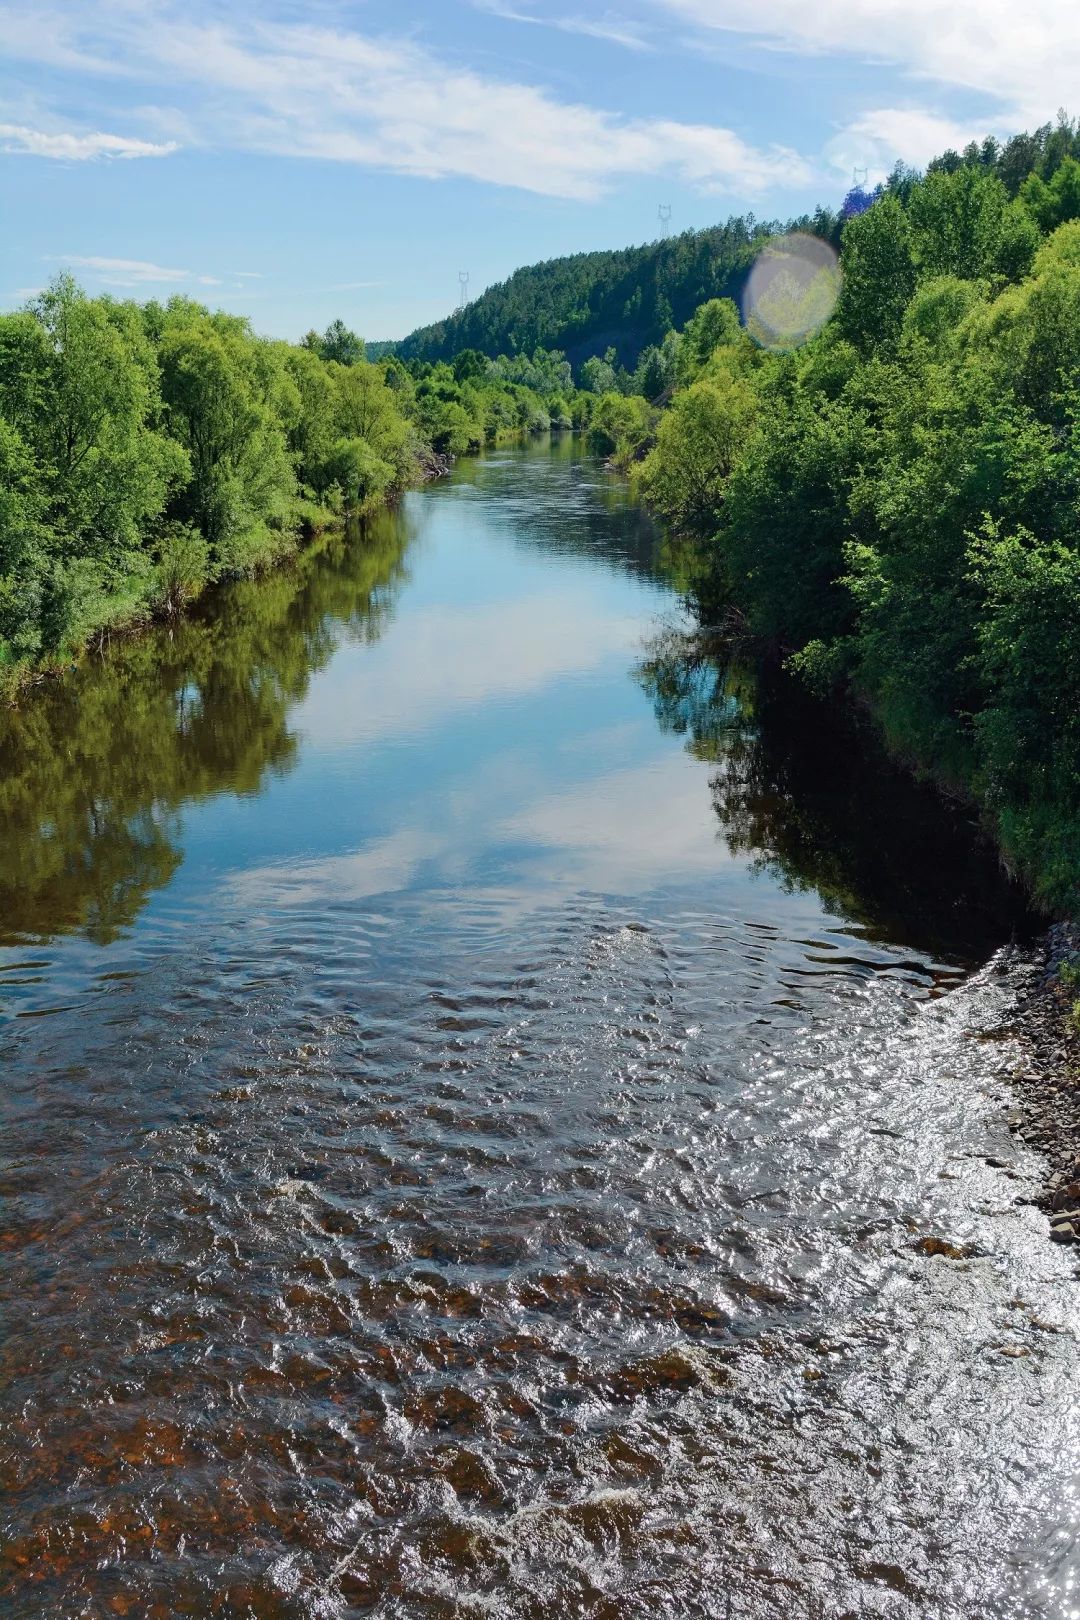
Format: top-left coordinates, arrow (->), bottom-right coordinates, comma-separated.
825,108 -> 1001,188
296,591 -> 647,752
51,254 -> 191,285
0,2 -> 808,200
47,255 -> 240,290
227,733 -> 730,913
473,2 -> 653,52
230,828 -> 436,908
0,121 -> 177,160
497,754 -> 729,893
651,1 -> 1079,130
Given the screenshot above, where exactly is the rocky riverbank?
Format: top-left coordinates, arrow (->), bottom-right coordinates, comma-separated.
1008,924 -> 1080,1243
417,447 -> 456,482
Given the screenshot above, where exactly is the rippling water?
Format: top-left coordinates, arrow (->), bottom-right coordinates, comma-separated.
2,439 -> 1078,1619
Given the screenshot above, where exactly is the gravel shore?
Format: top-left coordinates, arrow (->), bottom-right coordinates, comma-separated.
1007,924 -> 1080,1242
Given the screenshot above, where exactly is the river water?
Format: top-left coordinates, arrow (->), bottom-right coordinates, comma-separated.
1,438 -> 1078,1619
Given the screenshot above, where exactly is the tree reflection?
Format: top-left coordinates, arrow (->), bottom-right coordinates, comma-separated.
0,510 -> 413,945
638,630 -> 1034,960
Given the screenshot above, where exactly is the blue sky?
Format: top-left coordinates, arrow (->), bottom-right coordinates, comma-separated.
0,0 -> 1068,341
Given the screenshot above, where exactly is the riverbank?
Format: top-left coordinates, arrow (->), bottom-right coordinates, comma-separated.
652,627 -> 1080,1245
1008,924 -> 1080,1241
0,452 -> 456,709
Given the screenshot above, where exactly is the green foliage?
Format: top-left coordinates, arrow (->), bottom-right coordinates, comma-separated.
404,350 -> 584,453
676,299 -> 742,383
906,165 -> 1010,281
640,120 -> 1080,914
968,524 -> 1080,907
580,349 -> 619,394
158,310 -> 297,570
0,277 -> 424,688
639,367 -> 756,533
152,524 -> 211,615
395,218 -> 794,373
586,392 -> 656,463
632,332 -> 680,399
835,196 -> 917,352
303,318 -> 366,366
1021,158 -> 1080,234
1057,960 -> 1080,1031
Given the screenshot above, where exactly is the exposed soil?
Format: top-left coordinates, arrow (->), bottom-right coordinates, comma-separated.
1007,923 -> 1080,1242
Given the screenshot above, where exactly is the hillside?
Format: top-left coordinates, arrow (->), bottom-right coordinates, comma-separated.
390,123 -> 1080,374
396,210 -> 837,370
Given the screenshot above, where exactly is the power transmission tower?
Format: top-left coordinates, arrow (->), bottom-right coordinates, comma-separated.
852,166 -> 868,187
657,203 -> 672,238
458,270 -> 470,311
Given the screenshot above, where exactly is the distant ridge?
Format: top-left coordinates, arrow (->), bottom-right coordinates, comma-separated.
394,208 -> 839,370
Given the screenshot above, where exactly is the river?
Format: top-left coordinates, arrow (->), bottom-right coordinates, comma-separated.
1,437 -> 1078,1618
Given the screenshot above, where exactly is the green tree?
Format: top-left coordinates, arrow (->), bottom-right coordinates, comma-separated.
0,418 -> 49,665
585,392 -> 655,460
835,196 -> 917,352
639,370 -> 757,533
284,344 -> 339,499
907,165 -> 1010,280
676,298 -> 742,382
158,310 -> 297,571
320,318 -> 365,366
580,349 -> 619,394
1021,157 -> 1080,233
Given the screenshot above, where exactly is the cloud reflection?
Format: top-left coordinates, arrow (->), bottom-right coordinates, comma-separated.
296,593 -> 647,752
228,739 -> 732,915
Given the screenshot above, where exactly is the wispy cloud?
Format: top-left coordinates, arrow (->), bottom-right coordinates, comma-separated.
472,1 -> 653,52
48,254 -> 234,289
0,121 -> 177,160
51,255 -> 190,284
0,2 -> 807,200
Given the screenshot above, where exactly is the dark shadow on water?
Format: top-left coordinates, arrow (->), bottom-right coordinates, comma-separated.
638,629 -> 1037,964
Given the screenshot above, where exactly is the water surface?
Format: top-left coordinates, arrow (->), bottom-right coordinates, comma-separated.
2,439 -> 1078,1619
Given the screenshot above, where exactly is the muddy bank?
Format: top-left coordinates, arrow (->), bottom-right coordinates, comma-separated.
1007,924 -> 1080,1241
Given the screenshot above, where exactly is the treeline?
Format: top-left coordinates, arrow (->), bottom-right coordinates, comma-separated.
614,117 -> 1080,913
406,347 -> 587,451
0,281 -> 581,690
394,215 -> 838,372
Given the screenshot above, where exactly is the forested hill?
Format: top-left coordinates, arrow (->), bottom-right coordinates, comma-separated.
396,212 -> 836,369
392,124 -> 1080,372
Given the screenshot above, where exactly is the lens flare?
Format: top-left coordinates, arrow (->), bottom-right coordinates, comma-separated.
741,232 -> 842,352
